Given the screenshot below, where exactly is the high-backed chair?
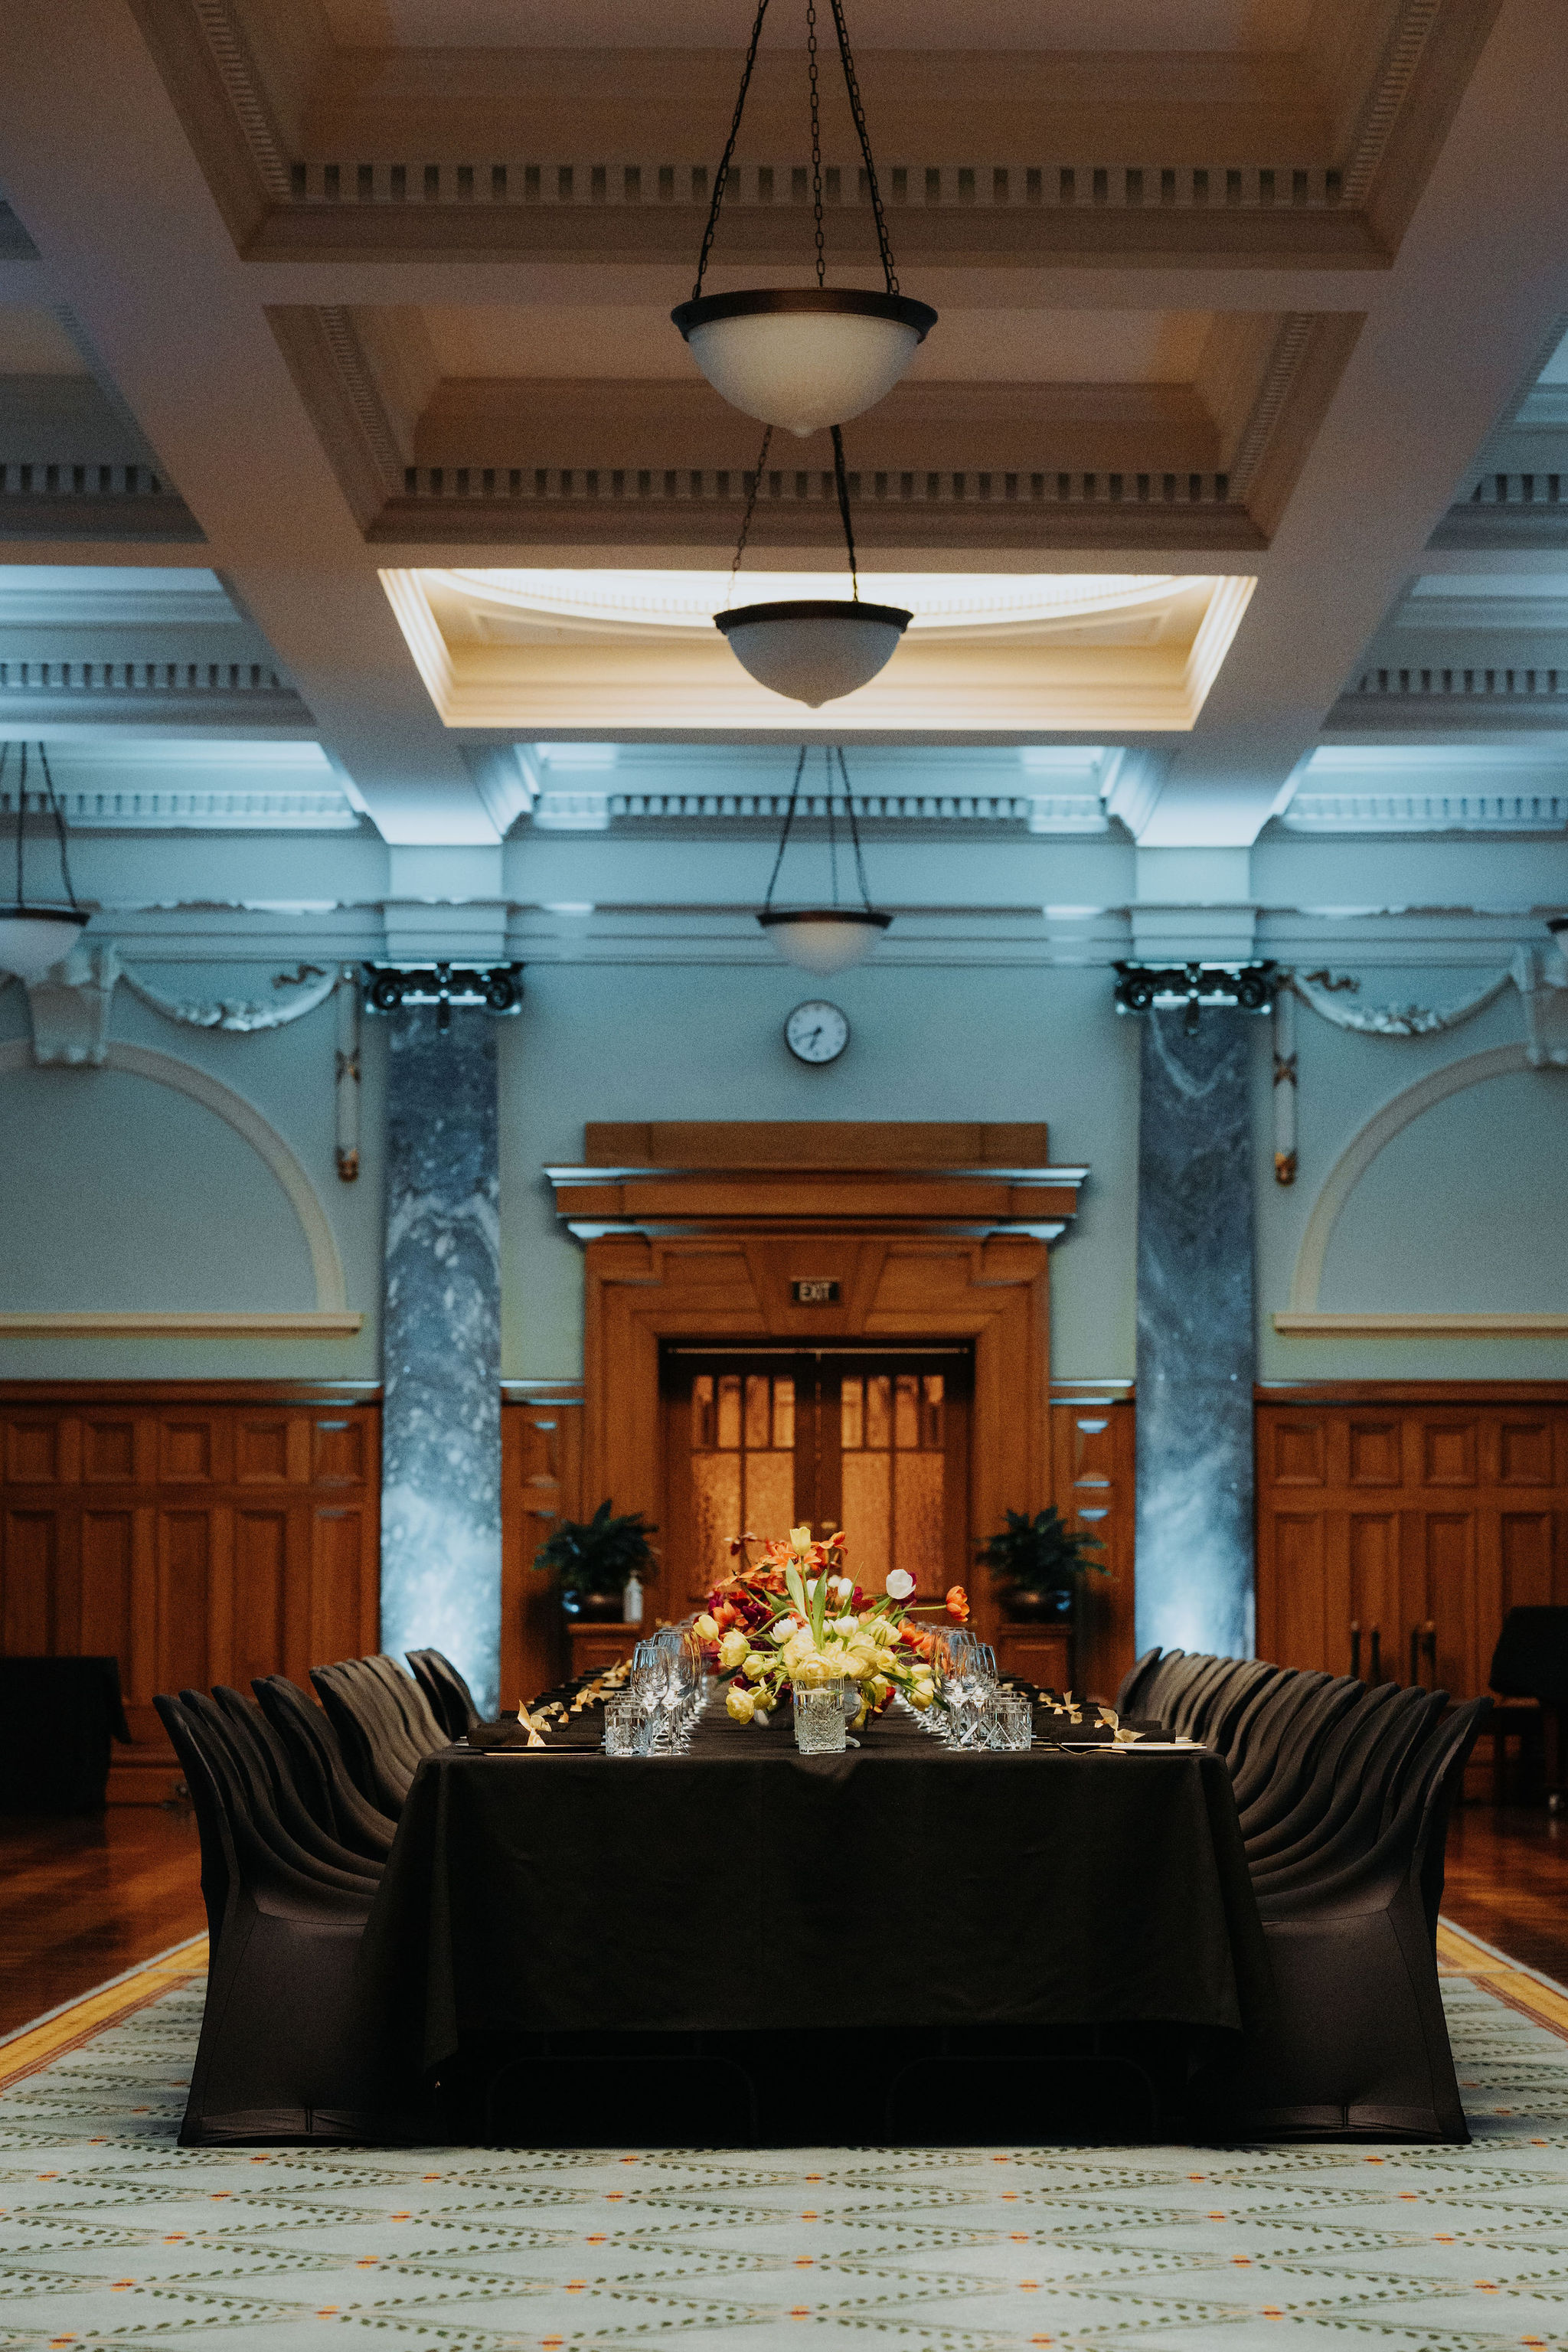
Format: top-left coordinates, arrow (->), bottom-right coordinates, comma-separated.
154,1693 -> 404,2145
252,1675 -> 397,1862
407,1648 -> 480,1740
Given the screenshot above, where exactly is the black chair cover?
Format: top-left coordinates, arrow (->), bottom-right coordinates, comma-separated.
310,1661 -> 420,1815
1490,1607 -> 1568,1708
407,1648 -> 481,1740
1220,1697 -> 1491,2143
252,1675 -> 397,1862
154,1693 -> 410,2145
0,1656 -> 132,1813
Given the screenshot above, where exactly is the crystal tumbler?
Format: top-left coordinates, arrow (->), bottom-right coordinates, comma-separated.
603,1693 -> 639,1756
995,1691 -> 1033,1750
794,1683 -> 848,1754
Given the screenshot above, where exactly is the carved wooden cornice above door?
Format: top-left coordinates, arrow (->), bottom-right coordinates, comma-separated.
545,1122 -> 1089,1651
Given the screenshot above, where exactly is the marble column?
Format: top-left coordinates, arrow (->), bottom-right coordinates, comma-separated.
381,1007 -> 501,1716
1134,1008 -> 1256,1659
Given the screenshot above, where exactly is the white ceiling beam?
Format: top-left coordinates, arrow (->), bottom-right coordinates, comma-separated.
0,0 -> 499,844
1142,0 -> 1568,847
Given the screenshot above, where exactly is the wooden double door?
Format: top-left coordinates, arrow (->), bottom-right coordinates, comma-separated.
1256,1396 -> 1567,1701
662,1345 -> 972,1611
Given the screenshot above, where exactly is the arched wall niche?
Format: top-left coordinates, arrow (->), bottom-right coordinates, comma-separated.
1277,1044 -> 1568,1338
0,1039 -> 358,1335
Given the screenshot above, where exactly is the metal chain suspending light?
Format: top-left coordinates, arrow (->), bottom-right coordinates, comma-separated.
714,416 -> 908,703
757,742 -> 891,973
673,0 -> 936,440
0,740 -> 90,985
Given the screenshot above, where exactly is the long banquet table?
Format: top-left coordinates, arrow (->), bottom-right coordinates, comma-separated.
358,1696 -> 1272,2141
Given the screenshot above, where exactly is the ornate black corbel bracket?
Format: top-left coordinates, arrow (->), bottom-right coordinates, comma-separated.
362,961 -> 524,1032
1113,959 -> 1280,1034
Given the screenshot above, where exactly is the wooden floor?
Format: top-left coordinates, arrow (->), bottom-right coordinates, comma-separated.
1441,1803 -> 1568,1983
0,1798 -> 1563,2041
0,1805 -> 205,2038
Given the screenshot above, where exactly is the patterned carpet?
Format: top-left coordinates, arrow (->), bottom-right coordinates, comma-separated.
2,1930 -> 1566,2352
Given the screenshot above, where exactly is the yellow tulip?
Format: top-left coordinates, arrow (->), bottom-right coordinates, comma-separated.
742,1650 -> 770,1681
789,1524 -> 813,1552
726,1684 -> 756,1723
794,1657 -> 829,1690
694,1612 -> 719,1640
718,1628 -> 750,1671
909,1682 -> 933,1711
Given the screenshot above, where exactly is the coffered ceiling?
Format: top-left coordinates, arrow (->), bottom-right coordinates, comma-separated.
0,0 -> 1561,904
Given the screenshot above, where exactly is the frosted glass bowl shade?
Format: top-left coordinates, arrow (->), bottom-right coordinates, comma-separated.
0,907 -> 88,983
757,908 -> 892,973
715,599 -> 912,706
671,289 -> 937,436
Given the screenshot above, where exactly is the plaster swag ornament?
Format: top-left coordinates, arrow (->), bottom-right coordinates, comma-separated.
1269,941 -> 1567,1183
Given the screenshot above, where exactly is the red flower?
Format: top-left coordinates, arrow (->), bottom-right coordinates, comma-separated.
946,1585 -> 970,1622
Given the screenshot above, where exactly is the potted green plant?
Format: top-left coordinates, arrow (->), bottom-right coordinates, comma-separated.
976,1507 -> 1106,1623
532,1500 -> 658,1622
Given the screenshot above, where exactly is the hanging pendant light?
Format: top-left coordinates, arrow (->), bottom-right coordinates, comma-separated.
717,423 -> 910,706
758,743 -> 891,972
0,743 -> 88,983
673,0 -> 936,437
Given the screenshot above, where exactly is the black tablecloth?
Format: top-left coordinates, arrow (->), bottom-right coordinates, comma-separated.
0,1656 -> 132,1813
361,1701 -> 1271,2085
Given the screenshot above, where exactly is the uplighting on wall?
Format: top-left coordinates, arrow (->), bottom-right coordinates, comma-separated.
0,743 -> 89,984
757,743 -> 891,972
671,0 -> 936,439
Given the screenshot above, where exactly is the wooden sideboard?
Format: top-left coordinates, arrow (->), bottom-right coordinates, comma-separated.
0,1383 -> 380,1800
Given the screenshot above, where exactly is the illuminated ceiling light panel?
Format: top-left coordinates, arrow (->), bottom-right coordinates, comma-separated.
382,567 -> 1256,735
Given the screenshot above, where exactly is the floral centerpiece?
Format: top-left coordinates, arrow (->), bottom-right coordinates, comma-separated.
694,1524 -> 969,1727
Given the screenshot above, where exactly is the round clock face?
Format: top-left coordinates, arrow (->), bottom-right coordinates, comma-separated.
785,1000 -> 851,1065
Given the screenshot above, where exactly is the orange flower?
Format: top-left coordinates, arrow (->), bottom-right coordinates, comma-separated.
945,1585 -> 970,1622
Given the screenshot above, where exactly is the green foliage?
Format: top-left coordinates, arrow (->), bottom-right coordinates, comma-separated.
975,1506 -> 1106,1596
531,1498 -> 658,1595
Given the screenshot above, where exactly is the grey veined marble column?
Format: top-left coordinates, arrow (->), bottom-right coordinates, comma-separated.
381,1008 -> 501,1716
1134,1008 -> 1256,1660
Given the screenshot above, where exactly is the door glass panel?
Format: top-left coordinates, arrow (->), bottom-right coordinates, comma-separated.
693,1455 -> 742,1588
894,1373 -> 920,1451
673,1350 -> 965,1602
773,1379 -> 795,1451
895,1452 -> 945,1589
746,1453 -> 795,1548
842,1450 -> 891,1587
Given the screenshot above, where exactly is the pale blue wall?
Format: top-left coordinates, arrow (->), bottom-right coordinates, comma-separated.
2,951 -> 1565,1388
0,963 -> 384,1381
1254,970 -> 1568,1382
498,959 -> 1142,1383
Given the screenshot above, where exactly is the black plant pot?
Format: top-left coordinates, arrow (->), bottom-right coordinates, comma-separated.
1000,1586 -> 1073,1624
570,1589 -> 625,1624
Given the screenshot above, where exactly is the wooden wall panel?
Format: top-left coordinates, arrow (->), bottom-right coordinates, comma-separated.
501,1389 -> 583,1713
1050,1393 -> 1136,1702
0,1385 -> 380,1800
1256,1389 -> 1568,1701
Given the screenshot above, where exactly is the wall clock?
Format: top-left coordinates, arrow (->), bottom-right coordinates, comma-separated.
784,1001 -> 851,1065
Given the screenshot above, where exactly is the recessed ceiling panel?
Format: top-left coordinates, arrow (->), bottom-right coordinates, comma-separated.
384,564 -> 1255,732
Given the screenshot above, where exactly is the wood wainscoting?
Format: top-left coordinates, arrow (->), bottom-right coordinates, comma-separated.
501,1383 -> 583,1710
0,1383 -> 380,1801
1256,1383 -> 1568,1703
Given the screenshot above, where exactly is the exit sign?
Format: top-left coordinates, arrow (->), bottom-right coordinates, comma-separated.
792,1279 -> 840,1305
